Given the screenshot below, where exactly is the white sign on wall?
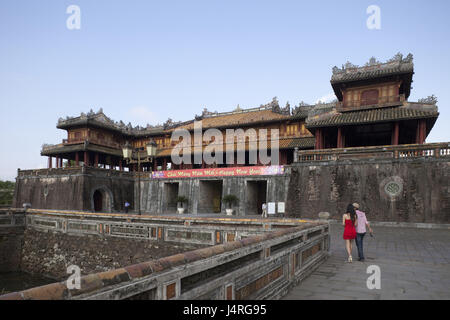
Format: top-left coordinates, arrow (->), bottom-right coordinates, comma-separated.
278,202 -> 285,213
268,202 -> 276,215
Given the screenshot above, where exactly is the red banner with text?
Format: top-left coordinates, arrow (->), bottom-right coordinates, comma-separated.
151,165 -> 284,179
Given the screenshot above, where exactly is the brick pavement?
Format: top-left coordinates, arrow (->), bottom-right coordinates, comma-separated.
283,223 -> 450,300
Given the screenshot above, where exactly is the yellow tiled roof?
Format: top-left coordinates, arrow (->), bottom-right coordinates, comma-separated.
175,109 -> 291,131
155,136 -> 314,157
306,106 -> 439,128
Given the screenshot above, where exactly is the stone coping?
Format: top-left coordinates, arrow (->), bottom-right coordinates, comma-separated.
0,222 -> 325,300
21,208 -> 314,226
328,219 -> 450,230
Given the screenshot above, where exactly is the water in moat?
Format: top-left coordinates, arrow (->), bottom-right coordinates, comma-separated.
0,272 -> 55,295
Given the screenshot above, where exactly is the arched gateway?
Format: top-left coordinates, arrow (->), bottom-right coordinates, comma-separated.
91,186 -> 113,212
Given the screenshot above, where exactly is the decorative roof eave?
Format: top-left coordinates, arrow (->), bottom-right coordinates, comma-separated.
41,142 -> 122,157
330,53 -> 414,84
305,105 -> 439,129
56,100 -> 295,138
290,104 -> 315,119
57,109 -> 168,136
193,97 -> 290,121
57,118 -> 168,137
153,136 -> 315,158
178,116 -> 294,133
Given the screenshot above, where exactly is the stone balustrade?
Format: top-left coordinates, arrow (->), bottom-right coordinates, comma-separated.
22,209 -> 319,245
17,166 -> 135,178
0,208 -> 26,228
0,209 -> 329,300
296,142 -> 450,162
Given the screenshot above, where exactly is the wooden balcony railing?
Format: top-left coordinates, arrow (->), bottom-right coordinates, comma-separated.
337,94 -> 405,112
295,142 -> 450,162
64,138 -> 121,149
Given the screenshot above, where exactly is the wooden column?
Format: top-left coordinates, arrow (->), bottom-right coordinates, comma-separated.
95,153 -> 99,168
163,158 -> 167,170
315,129 -> 323,150
153,159 -> 157,171
315,129 -> 320,149
279,150 -> 287,165
319,129 -> 323,149
55,157 -> 60,168
391,122 -> 399,145
48,157 -> 53,169
60,158 -> 63,168
342,131 -> 345,148
119,160 -> 123,171
75,152 -> 79,166
84,151 -> 89,167
416,120 -> 427,144
420,120 -> 426,144
337,127 -> 343,148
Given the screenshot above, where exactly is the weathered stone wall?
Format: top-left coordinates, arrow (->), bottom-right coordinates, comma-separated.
0,212 -> 26,273
139,175 -> 289,216
0,227 -> 24,272
13,168 -> 134,213
82,169 -> 134,212
20,228 -> 206,280
286,158 -> 450,223
13,171 -> 85,211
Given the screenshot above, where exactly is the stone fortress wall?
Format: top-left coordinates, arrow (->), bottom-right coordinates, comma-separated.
286,156 -> 450,223
12,145 -> 450,223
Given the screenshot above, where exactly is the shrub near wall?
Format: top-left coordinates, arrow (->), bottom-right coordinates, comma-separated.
0,181 -> 15,206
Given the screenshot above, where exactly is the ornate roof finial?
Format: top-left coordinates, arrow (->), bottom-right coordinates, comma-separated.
388,52 -> 403,63
365,57 -> 381,66
418,94 -> 437,104
403,53 -> 413,63
344,61 -> 357,69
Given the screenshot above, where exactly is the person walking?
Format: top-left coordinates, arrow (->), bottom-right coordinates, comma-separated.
124,201 -> 130,214
353,202 -> 373,262
262,203 -> 267,218
343,203 -> 357,263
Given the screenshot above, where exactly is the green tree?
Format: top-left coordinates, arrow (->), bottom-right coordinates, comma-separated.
0,180 -> 15,205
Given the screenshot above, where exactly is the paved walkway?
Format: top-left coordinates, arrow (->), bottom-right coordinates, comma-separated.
283,223 -> 450,300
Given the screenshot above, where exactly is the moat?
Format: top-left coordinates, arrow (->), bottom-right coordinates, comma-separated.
0,272 -> 55,295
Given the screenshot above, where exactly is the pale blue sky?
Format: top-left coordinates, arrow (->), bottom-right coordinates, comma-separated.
1,0 -> 449,180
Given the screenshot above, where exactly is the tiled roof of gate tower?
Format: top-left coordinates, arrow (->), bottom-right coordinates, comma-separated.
56,97 -> 310,137
331,53 -> 414,84
306,104 -> 439,128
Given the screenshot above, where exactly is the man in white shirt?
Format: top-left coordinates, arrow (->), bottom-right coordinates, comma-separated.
262,203 -> 267,218
353,202 -> 373,262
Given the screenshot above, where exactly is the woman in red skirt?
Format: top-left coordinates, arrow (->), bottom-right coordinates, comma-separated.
343,203 -> 358,262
